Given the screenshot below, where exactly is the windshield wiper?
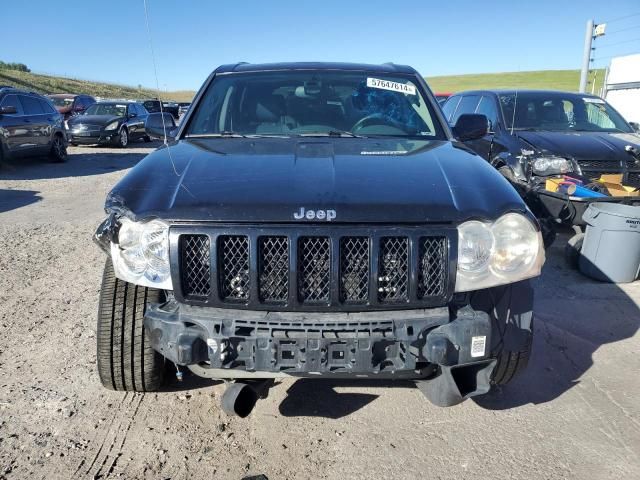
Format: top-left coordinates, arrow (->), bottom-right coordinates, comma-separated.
298,130 -> 365,138
185,132 -> 296,139
185,131 -> 247,138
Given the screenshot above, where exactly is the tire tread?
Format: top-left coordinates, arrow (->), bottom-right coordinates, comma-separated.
96,260 -> 164,391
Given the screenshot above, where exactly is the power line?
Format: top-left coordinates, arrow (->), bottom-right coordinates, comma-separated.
596,37 -> 640,49
601,12 -> 640,24
592,50 -> 640,62
606,24 -> 640,35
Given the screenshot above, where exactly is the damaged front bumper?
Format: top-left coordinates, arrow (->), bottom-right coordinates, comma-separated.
144,300 -> 497,405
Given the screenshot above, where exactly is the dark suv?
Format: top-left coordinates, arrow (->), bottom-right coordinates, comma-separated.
94,63 -> 545,415
0,87 -> 67,164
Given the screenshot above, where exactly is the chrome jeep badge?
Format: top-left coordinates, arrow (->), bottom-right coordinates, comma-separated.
293,207 -> 336,221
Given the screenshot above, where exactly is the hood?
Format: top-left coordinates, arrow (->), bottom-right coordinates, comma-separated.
107,138 -> 526,224
68,114 -> 123,126
516,130 -> 640,161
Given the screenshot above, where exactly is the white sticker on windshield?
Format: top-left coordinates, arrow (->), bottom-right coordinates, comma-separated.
583,97 -> 605,104
367,78 -> 416,95
116,104 -> 127,108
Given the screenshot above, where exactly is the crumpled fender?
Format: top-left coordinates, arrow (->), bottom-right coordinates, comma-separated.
93,191 -> 161,254
93,213 -> 119,254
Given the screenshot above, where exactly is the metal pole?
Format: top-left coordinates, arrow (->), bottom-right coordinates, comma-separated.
579,19 -> 594,93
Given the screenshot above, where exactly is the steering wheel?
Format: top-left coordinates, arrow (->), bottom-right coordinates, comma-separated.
351,113 -> 408,133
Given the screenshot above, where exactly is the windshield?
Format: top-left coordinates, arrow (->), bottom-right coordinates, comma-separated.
499,92 -> 632,133
144,101 -> 161,112
185,71 -> 444,138
85,103 -> 127,117
50,97 -> 74,107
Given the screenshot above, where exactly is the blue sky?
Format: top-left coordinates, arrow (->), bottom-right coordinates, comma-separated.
1,0 -> 639,91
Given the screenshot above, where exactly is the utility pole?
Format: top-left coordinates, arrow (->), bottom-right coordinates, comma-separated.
579,19 -> 594,93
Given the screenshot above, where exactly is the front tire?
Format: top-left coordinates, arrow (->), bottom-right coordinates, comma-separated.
116,128 -> 129,148
470,281 -> 534,386
96,260 -> 165,392
491,328 -> 533,385
49,134 -> 67,163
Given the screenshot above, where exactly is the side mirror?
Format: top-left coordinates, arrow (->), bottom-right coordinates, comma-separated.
452,114 -> 489,141
128,113 -> 137,118
0,105 -> 17,115
145,112 -> 177,140
629,121 -> 640,133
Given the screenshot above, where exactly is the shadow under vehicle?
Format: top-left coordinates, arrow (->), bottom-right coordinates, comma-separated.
442,90 -> 640,248
93,62 -> 547,417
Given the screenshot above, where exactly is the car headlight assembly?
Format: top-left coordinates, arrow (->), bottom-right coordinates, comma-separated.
110,218 -> 172,289
531,156 -> 572,176
105,120 -> 120,131
455,213 -> 544,292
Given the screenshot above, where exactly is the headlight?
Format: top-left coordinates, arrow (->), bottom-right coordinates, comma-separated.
105,121 -> 120,131
110,218 -> 172,289
455,213 -> 544,292
532,156 -> 572,176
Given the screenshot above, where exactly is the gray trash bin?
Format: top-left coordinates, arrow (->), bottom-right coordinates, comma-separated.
579,202 -> 640,283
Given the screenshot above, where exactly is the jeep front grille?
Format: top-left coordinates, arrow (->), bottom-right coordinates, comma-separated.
218,235 -> 250,301
258,236 -> 289,303
339,237 -> 369,303
378,237 -> 409,303
175,226 -> 453,311
180,235 -> 211,298
298,237 -> 331,303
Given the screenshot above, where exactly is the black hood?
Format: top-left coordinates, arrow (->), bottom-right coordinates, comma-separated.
516,130 -> 640,161
107,138 -> 526,224
68,114 -> 124,127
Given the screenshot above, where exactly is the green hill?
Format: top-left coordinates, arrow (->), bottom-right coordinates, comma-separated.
0,68 -> 195,102
426,69 -> 606,94
0,67 -> 608,104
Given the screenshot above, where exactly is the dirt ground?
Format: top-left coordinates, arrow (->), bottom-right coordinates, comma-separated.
0,143 -> 639,480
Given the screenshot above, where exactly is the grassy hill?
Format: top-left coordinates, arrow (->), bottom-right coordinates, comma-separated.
0,68 -> 195,102
0,67 -> 608,104
426,69 -> 606,94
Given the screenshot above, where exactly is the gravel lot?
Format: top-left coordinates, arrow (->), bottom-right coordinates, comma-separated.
0,143 -> 639,480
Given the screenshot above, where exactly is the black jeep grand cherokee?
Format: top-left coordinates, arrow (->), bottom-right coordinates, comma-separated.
94,63 -> 545,413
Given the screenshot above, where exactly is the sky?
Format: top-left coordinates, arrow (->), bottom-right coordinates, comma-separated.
1,0 -> 639,91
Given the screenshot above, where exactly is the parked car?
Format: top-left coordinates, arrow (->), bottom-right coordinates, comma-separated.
47,93 -> 96,123
94,62 -> 546,416
441,89 -> 640,242
178,102 -> 191,116
143,99 -> 179,119
0,86 -> 67,164
434,92 -> 452,105
67,101 -> 150,147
